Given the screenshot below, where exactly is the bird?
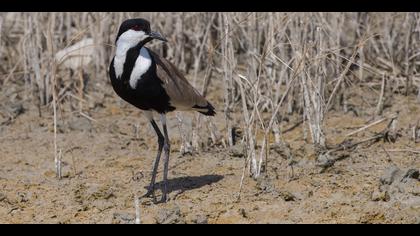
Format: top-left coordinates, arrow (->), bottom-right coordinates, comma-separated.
109,18 -> 216,203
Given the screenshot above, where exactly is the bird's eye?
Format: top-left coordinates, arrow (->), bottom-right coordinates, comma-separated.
131,25 -> 141,31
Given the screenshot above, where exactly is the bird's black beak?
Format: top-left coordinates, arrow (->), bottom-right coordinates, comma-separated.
149,31 -> 167,42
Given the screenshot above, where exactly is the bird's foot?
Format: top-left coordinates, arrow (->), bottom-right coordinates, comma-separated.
158,194 -> 168,204
160,185 -> 169,203
143,192 -> 168,204
142,186 -> 156,199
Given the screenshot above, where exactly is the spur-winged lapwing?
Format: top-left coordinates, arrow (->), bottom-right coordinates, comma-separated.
109,18 -> 215,203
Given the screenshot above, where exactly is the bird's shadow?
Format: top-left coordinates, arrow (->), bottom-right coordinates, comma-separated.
145,174 -> 224,195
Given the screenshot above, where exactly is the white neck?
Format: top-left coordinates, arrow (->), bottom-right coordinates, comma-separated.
129,47 -> 152,89
113,29 -> 148,79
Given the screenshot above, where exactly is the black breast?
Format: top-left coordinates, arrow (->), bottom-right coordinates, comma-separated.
109,48 -> 176,114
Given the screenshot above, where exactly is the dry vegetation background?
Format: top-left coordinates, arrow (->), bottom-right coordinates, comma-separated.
0,12 -> 419,223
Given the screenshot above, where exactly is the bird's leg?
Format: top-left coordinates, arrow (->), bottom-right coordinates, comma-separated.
144,119 -> 164,200
160,114 -> 171,202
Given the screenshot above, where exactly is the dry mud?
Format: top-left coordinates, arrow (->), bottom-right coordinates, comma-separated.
0,87 -> 419,224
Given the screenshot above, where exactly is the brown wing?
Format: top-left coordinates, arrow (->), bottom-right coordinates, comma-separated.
148,49 -> 215,115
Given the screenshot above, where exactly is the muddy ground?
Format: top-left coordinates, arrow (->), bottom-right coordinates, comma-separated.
0,81 -> 419,224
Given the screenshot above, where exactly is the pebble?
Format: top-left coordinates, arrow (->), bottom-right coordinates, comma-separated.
228,143 -> 244,158
380,165 -> 402,186
112,212 -> 135,224
68,117 -> 93,132
155,205 -> 184,224
371,190 -> 390,202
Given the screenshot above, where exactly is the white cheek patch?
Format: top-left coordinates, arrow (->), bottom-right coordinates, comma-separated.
129,47 -> 152,89
113,30 -> 148,79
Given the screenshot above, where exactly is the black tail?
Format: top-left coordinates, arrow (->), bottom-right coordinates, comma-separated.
193,102 -> 216,116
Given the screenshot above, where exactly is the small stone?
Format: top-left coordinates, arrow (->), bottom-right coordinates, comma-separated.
396,177 -> 420,197
93,199 -> 114,212
359,211 -> 386,223
44,170 -> 56,178
238,208 -> 248,218
401,169 -> 419,182
256,177 -> 277,195
193,214 -> 208,224
68,117 -> 93,132
113,212 -> 135,224
87,185 -> 115,200
228,143 -> 244,158
17,192 -> 30,203
108,123 -> 119,134
270,142 -> 292,159
380,165 -> 402,185
316,152 -> 336,172
2,103 -> 24,120
279,191 -> 297,201
155,205 -> 183,224
0,103 -> 24,126
8,103 -> 24,116
371,190 -> 390,202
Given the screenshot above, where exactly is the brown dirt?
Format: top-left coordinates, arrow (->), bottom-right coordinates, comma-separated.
0,86 -> 419,224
